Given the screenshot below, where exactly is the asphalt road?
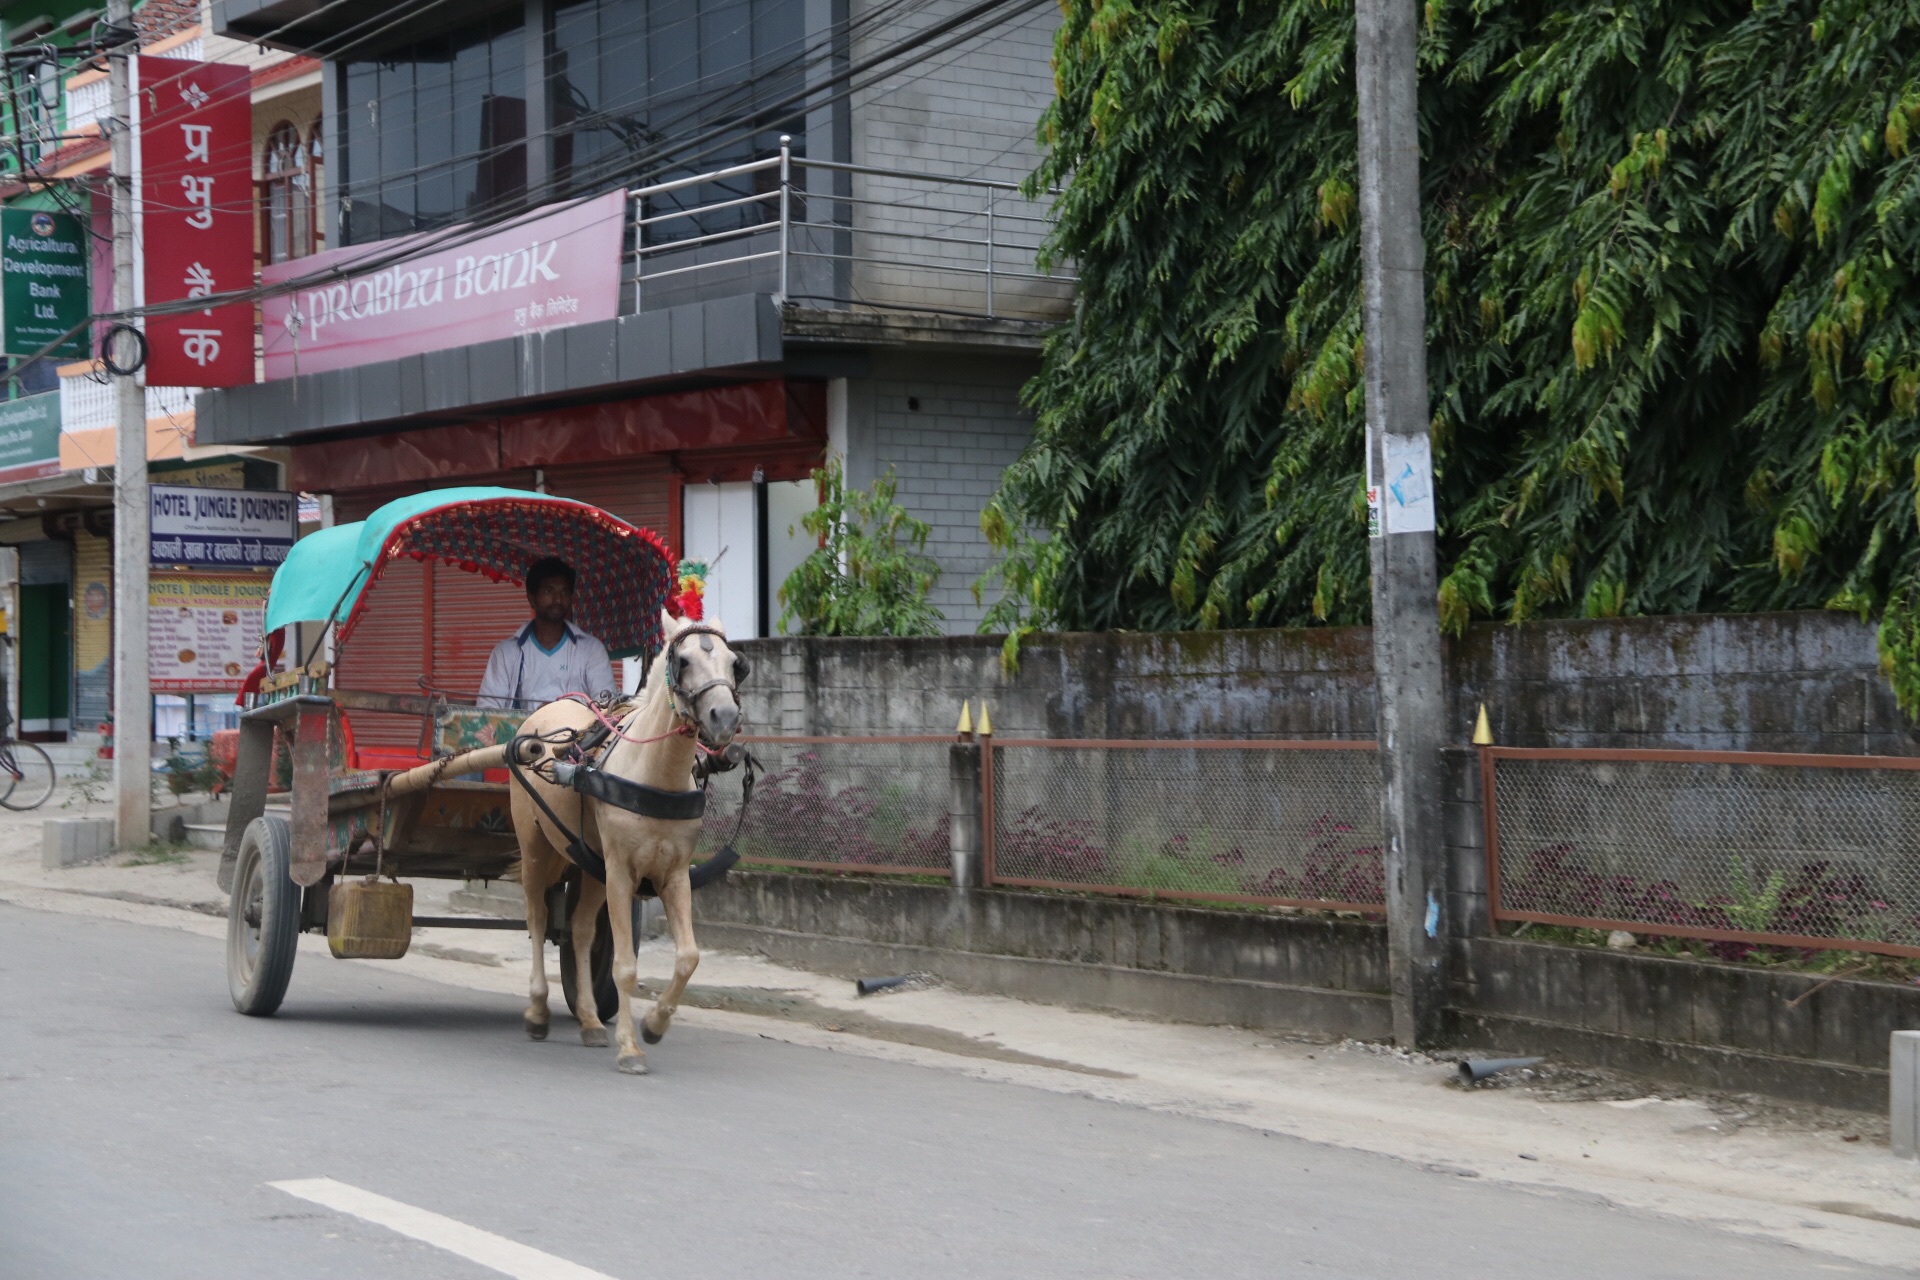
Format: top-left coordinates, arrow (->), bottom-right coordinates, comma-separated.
0,903 -> 1900,1279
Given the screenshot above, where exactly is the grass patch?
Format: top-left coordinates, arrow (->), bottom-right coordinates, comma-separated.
121,841 -> 193,867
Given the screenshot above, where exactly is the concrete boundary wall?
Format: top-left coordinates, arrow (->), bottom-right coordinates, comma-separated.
699,869 -> 1920,1111
737,610 -> 1914,753
718,612 -> 1920,1109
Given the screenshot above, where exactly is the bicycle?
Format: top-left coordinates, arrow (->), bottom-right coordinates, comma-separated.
0,705 -> 55,811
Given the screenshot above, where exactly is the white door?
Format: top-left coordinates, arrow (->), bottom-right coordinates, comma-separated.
682,481 -> 759,639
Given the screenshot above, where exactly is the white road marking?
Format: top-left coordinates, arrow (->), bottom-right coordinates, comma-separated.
269,1177 -> 618,1280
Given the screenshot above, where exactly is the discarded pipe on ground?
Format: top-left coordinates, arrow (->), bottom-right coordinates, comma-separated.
1456,1056 -> 1545,1086
855,975 -> 912,996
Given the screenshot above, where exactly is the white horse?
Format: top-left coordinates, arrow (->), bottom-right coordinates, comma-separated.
510,610 -> 747,1074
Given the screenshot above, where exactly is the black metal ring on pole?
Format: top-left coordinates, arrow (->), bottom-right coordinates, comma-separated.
99,322 -> 146,376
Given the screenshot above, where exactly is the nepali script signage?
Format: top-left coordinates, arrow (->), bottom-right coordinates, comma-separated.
150,484 -> 297,569
136,56 -> 254,388
260,189 -> 626,380
0,390 -> 61,484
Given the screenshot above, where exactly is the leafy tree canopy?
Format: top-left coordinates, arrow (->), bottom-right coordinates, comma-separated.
983,0 -> 1920,707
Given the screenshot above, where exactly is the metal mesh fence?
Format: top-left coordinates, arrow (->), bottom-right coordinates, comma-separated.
1487,749 -> 1920,955
699,736 -> 952,876
988,742 -> 1384,909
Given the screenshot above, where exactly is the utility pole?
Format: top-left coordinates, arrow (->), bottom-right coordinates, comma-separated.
107,0 -> 150,849
1355,0 -> 1448,1046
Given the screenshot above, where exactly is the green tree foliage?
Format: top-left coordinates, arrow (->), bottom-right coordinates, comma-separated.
984,0 -> 1920,706
779,459 -> 945,637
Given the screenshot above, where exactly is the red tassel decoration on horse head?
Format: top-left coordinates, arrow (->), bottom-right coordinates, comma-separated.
669,563 -> 706,621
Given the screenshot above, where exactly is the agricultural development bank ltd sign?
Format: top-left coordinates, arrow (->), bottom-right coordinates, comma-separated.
259,189 -> 625,380
0,209 -> 90,360
150,484 -> 297,569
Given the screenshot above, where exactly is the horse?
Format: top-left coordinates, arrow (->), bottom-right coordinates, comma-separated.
509,609 -> 748,1074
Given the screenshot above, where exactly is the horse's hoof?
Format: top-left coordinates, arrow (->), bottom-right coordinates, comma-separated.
641,1020 -> 664,1045
617,1054 -> 650,1075
525,1020 -> 549,1042
581,1025 -> 609,1048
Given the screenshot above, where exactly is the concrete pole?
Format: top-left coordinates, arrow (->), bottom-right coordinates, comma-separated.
107,2 -> 151,848
1355,0 -> 1448,1046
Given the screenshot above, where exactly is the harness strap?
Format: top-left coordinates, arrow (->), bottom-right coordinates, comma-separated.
505,743 -> 611,884
571,766 -> 708,821
506,732 -> 746,895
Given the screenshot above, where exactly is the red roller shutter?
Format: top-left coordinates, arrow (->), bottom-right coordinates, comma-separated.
544,459 -> 676,553
332,555 -> 428,753
430,562 -> 532,703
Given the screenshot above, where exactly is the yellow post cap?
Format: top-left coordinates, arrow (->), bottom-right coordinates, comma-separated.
1472,703 -> 1494,746
957,701 -> 973,735
978,702 -> 993,736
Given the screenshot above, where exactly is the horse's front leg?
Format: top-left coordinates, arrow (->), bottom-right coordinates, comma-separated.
604,860 -> 647,1074
570,873 -> 610,1048
521,860 -> 553,1040
642,863 -> 698,1046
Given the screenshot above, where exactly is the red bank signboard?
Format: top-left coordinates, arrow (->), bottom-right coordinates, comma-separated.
259,190 -> 626,380
137,56 -> 253,388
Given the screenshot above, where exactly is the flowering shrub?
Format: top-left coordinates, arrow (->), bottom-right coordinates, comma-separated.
725,749 -> 949,868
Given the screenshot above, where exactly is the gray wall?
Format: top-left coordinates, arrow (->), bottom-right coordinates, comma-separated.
847,0 -> 1065,317
844,350 -> 1039,636
738,610 -> 1917,751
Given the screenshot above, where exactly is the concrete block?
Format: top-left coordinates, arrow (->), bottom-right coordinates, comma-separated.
43,817 -> 113,868
1894,1031 -> 1920,1159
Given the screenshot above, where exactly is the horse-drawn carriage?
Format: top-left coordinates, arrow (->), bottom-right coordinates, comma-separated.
219,487 -> 749,1069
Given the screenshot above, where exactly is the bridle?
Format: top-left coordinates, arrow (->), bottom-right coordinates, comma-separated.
663,622 -> 747,741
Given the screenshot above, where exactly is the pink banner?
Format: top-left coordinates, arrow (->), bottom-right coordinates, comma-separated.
260,191 -> 627,380
138,57 -> 254,388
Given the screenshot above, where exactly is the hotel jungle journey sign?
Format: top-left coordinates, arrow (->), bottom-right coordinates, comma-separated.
1,209 -> 89,360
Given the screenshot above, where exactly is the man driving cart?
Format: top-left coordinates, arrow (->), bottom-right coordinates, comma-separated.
477,556 -> 616,709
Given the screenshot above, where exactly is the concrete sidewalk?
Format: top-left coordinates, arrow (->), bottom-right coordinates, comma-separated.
3,791 -> 1917,1274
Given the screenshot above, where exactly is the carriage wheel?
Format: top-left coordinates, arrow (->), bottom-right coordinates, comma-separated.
227,816 -> 301,1016
559,876 -> 640,1024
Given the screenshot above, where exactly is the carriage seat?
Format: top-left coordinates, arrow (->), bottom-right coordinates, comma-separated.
337,702 -> 527,782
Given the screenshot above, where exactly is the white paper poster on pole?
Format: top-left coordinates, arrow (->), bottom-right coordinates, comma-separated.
1381,433 -> 1435,535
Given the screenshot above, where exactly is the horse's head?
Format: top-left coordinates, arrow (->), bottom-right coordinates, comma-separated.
659,608 -> 748,748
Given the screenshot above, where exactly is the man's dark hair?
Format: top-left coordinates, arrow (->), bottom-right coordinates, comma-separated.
525,557 -> 576,597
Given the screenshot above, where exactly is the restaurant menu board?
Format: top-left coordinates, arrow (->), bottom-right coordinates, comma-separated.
148,577 -> 269,692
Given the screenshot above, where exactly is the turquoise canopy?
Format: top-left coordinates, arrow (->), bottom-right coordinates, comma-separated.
264,487 -> 678,659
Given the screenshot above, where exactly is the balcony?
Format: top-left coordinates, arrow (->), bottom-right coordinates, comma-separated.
630,143 -> 1074,325
60,369 -> 197,433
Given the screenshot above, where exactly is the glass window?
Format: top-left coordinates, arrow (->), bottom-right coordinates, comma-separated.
340,8 -> 527,244
262,120 -> 314,264
337,0 -> 807,244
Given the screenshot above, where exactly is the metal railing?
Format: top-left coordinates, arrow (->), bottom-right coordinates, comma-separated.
698,734 -> 956,877
59,372 -> 197,433
985,739 -> 1385,910
693,732 -> 1385,911
629,136 -> 1074,322
1481,745 -> 1920,958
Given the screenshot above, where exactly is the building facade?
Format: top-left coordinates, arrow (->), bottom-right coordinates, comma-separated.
0,0 -> 310,745
194,0 -> 1066,691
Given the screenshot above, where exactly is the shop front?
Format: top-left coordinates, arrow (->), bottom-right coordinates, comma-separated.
286,377 -> 826,747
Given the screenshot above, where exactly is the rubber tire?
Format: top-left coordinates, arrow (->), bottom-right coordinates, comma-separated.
0,741 -> 53,810
227,816 -> 301,1016
558,878 -> 641,1024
